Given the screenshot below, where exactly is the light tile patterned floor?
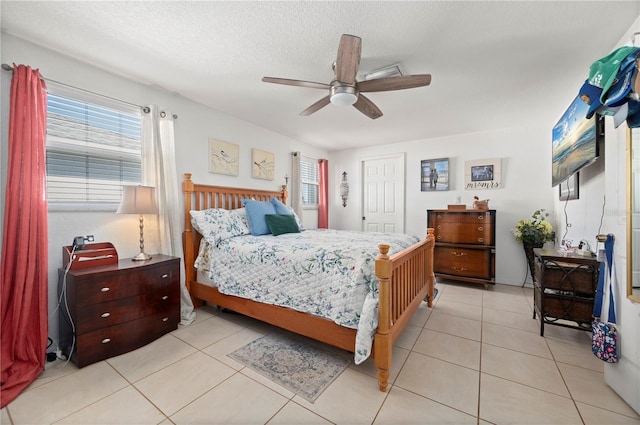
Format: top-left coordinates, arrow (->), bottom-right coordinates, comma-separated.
3,282 -> 640,424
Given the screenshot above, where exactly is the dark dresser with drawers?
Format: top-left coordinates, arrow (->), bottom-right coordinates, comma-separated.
58,254 -> 180,367
427,209 -> 496,288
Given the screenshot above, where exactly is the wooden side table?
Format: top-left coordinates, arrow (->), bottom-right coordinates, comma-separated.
58,254 -> 180,367
532,248 -> 599,336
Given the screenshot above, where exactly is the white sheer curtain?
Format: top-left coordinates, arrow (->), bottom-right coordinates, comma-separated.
142,105 -> 195,325
291,152 -> 303,226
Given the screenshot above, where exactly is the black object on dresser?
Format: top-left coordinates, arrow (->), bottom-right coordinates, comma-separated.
427,209 -> 496,288
532,248 -> 600,336
58,255 -> 180,367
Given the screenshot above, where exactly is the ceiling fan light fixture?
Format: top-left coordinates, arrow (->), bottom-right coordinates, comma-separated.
330,85 -> 357,106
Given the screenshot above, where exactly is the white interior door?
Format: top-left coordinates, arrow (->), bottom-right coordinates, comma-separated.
361,154 -> 405,233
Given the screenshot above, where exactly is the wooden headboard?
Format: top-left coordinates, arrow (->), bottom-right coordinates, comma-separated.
181,173 -> 288,294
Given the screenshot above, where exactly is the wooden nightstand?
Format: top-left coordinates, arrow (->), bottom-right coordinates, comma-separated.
532,248 -> 599,336
58,254 -> 180,367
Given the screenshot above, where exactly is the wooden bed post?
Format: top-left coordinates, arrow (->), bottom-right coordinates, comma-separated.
281,185 -> 288,205
427,227 -> 436,307
426,228 -> 436,307
374,244 -> 392,392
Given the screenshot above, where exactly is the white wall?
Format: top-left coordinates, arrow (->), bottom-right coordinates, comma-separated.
0,34 -> 328,346
328,124 -> 557,286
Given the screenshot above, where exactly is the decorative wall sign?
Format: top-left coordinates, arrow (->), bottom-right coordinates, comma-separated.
465,158 -> 502,190
421,158 -> 449,191
339,171 -> 349,206
209,138 -> 239,176
252,149 -> 275,180
559,172 -> 579,201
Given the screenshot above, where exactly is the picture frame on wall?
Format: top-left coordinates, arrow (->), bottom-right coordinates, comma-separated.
559,172 -> 579,201
465,158 -> 502,190
421,158 -> 449,191
209,138 -> 239,176
252,148 -> 275,180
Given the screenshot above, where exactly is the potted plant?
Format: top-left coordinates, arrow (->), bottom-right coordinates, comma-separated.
512,209 -> 556,281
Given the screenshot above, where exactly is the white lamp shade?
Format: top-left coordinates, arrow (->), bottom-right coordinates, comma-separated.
116,185 -> 158,214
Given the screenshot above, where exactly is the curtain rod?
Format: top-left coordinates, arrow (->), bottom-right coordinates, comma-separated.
2,63 -> 177,119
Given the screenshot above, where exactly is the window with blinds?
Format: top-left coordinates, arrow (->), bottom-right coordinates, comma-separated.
301,157 -> 319,206
46,86 -> 142,210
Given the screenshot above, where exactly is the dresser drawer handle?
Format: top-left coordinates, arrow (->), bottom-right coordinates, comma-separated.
478,226 -> 484,231
452,266 -> 468,272
450,251 -> 467,257
477,216 -> 484,220
100,287 -> 110,292
477,238 -> 484,243
161,273 -> 169,279
101,312 -> 110,318
101,338 -> 111,344
437,225 -> 442,229
436,235 -> 442,240
162,317 -> 169,322
162,295 -> 169,300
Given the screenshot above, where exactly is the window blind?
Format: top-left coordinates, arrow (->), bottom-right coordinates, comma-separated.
46,89 -> 142,210
301,157 -> 319,205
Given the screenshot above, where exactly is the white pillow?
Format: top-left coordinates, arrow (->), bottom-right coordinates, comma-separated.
190,208 -> 251,246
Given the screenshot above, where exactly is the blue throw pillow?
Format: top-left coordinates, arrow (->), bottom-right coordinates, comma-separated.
271,196 -> 291,215
271,196 -> 303,229
241,199 -> 276,235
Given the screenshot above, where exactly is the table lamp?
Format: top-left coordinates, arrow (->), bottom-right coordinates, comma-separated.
117,185 -> 158,261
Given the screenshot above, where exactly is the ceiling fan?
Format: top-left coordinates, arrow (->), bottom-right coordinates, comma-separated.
262,34 -> 431,119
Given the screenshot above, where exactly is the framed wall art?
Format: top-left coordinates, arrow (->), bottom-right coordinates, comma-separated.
559,172 -> 579,201
252,148 -> 275,180
209,138 -> 239,176
421,158 -> 449,191
465,158 -> 502,190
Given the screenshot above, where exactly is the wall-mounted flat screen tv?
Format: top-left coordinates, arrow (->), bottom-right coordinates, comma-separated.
552,95 -> 602,187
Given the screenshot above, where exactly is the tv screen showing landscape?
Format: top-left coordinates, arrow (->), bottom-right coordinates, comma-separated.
551,95 -> 600,187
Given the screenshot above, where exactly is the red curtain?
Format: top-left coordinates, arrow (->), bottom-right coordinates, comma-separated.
1,65 -> 48,407
318,159 -> 328,229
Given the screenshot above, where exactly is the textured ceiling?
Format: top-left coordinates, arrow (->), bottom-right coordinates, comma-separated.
2,1 -> 640,151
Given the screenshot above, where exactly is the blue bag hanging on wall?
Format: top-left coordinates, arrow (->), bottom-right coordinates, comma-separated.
591,234 -> 618,363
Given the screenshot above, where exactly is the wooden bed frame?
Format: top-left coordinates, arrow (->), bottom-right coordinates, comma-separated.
182,173 -> 435,391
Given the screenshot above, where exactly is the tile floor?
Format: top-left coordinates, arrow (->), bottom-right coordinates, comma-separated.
3,282 -> 640,424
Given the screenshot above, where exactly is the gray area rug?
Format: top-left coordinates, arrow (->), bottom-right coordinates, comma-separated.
228,333 -> 351,402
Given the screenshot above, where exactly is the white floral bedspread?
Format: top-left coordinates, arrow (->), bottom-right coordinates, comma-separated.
194,229 -> 420,364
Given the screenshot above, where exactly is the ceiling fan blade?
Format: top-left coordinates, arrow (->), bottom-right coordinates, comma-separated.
262,77 -> 330,90
358,74 -> 432,92
335,34 -> 361,85
353,94 -> 383,119
300,95 -> 331,116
